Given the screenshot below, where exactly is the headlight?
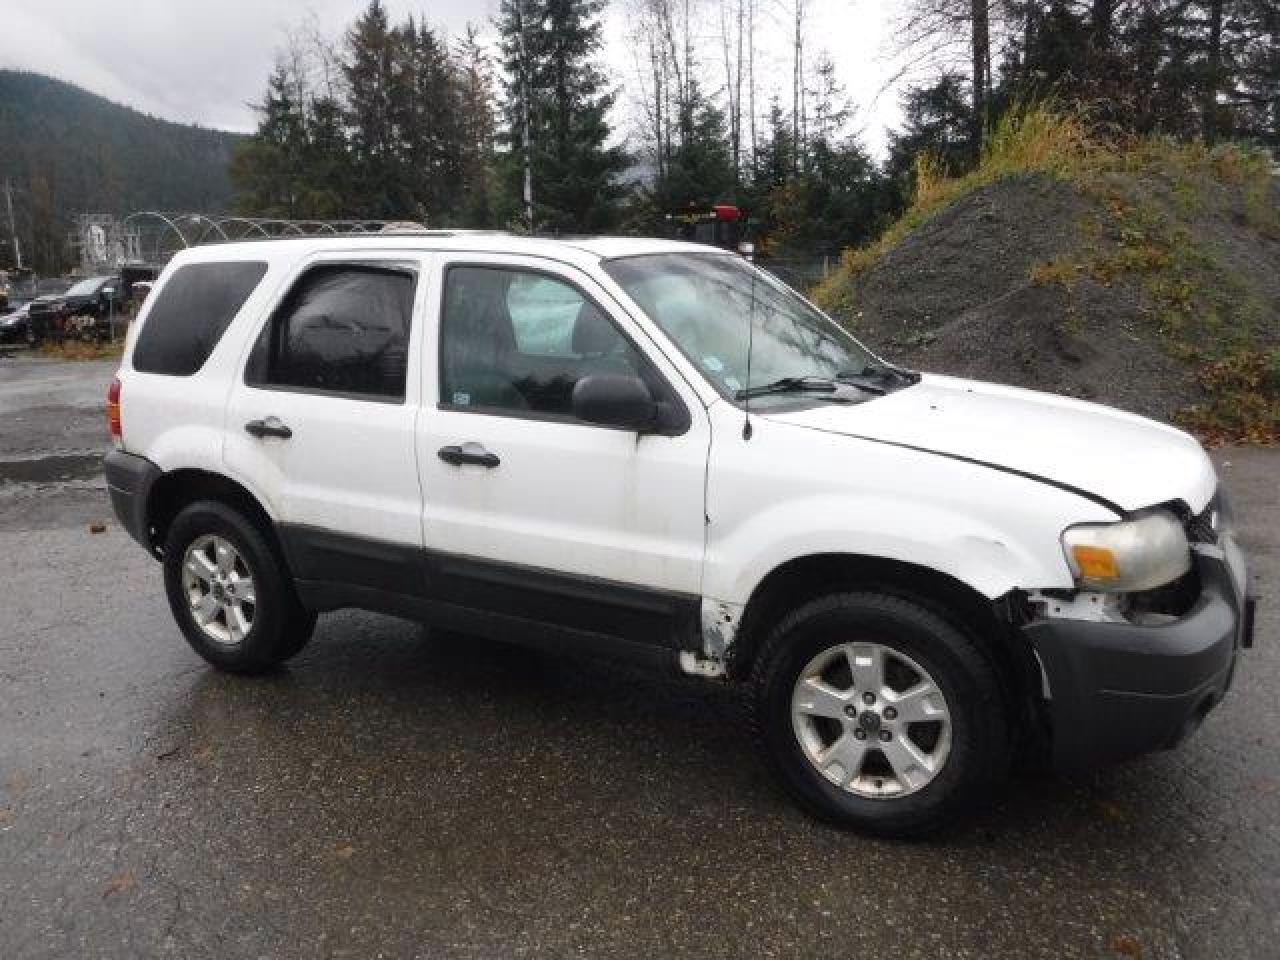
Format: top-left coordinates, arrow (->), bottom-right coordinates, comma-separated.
1061,508 -> 1191,592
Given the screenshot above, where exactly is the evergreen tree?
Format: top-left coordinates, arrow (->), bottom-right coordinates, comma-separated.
393,17 -> 464,223
751,66 -> 889,259
455,26 -> 500,226
298,94 -> 350,218
1231,0 -> 1279,145
755,98 -> 796,193
885,74 -> 975,185
659,80 -> 736,211
343,0 -> 403,217
230,65 -> 308,216
996,1 -> 1278,143
496,0 -> 627,232
231,4 -> 502,227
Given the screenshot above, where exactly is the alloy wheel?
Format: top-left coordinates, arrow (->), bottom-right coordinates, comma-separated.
791,641 -> 952,798
181,534 -> 257,646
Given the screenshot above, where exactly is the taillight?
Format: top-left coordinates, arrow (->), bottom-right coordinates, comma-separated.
107,376 -> 122,443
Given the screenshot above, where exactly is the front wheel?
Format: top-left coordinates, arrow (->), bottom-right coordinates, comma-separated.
750,592 -> 1009,838
162,500 -> 316,673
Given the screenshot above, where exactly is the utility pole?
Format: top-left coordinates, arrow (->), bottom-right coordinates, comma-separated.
3,179 -> 22,271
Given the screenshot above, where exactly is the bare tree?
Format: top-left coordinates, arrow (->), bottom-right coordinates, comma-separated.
747,0 -> 758,174
791,0 -> 808,174
718,0 -> 747,182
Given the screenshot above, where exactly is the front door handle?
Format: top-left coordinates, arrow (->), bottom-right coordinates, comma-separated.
438,443 -> 500,468
244,417 -> 293,440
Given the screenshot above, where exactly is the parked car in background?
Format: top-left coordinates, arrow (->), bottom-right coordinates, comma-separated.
0,299 -> 33,344
27,275 -> 122,343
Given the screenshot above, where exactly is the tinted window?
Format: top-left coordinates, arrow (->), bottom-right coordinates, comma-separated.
247,263 -> 415,400
133,262 -> 267,376
441,266 -> 645,417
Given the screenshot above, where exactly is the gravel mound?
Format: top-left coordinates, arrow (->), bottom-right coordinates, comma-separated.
827,171 -> 1278,425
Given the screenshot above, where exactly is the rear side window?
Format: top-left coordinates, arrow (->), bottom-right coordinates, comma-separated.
246,263 -> 415,401
132,262 -> 267,375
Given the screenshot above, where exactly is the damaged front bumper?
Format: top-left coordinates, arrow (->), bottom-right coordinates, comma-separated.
1024,537 -> 1253,772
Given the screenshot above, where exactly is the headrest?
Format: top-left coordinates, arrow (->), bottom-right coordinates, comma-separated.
571,301 -> 622,356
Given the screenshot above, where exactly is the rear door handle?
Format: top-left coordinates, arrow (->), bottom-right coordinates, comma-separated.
438,443 -> 500,468
244,417 -> 293,440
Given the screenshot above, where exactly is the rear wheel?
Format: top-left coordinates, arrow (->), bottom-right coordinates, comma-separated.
162,500 -> 315,673
750,591 -> 1009,838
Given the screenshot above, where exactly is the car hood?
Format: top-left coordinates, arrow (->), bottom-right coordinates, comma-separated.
762,373 -> 1217,514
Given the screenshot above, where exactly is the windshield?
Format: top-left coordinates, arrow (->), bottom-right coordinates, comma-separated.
603,253 -> 887,404
64,277 -> 109,297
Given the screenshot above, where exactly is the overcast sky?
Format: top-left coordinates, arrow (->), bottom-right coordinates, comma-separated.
0,0 -> 906,156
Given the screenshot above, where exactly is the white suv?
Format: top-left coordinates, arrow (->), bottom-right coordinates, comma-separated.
105,233 -> 1253,836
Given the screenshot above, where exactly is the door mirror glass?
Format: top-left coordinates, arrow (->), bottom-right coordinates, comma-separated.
571,374 -> 659,431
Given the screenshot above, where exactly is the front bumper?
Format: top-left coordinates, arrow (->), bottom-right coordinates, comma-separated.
104,449 -> 161,551
1024,540 -> 1252,772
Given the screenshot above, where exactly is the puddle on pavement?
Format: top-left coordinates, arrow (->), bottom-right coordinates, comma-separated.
0,453 -> 104,485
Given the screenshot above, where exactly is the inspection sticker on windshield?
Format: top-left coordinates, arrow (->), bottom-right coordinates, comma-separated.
703,356 -> 725,373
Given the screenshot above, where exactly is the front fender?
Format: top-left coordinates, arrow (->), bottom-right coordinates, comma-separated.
703,414 -> 1120,606
710,492 -> 1062,603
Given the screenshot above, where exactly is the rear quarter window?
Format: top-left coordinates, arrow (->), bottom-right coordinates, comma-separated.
132,261 -> 268,376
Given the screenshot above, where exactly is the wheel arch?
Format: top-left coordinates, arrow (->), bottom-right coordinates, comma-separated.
145,468 -> 280,560
727,552 -> 1042,734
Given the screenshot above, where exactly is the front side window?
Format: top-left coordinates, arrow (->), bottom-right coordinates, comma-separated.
603,253 -> 886,405
247,263 -> 415,401
440,265 -> 647,417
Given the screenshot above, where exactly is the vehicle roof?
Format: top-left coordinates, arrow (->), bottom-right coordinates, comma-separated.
165,233 -> 726,269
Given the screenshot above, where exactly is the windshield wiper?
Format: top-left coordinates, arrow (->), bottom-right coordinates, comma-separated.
836,365 -> 921,393
735,376 -> 846,401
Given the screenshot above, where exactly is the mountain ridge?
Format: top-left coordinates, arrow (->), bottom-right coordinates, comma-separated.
0,70 -> 243,270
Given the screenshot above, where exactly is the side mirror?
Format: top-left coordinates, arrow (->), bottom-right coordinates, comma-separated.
572,374 -> 660,432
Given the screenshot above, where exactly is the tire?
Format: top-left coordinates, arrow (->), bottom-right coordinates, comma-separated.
750,591 -> 1009,839
162,500 -> 316,673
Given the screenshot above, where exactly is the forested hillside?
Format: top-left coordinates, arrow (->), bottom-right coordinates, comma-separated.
0,70 -> 241,271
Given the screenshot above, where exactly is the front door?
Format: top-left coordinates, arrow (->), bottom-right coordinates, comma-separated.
224,255 -> 427,596
416,254 -> 710,650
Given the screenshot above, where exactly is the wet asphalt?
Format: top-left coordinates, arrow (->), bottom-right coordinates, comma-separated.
0,355 -> 1277,959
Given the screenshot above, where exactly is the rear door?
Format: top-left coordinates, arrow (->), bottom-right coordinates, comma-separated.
224,254 -> 427,597
415,254 -> 711,652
